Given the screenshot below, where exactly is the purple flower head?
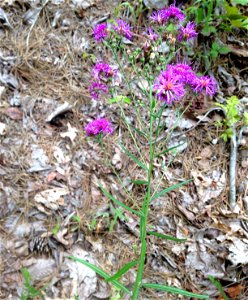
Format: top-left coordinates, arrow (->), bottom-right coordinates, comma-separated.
193,75 -> 217,96
85,118 -> 114,136
92,62 -> 115,81
149,10 -> 166,25
146,27 -> 159,41
167,63 -> 197,85
178,22 -> 198,41
163,5 -> 185,22
113,19 -> 133,40
153,69 -> 185,104
89,82 -> 108,100
93,23 -> 108,42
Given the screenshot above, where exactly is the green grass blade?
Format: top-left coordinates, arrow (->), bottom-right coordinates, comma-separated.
68,256 -> 130,295
107,260 -> 139,282
155,143 -> 186,157
151,179 -> 192,201
130,179 -> 148,185
147,231 -> 187,243
142,283 -> 209,299
208,276 -> 230,300
119,143 -> 148,171
98,184 -> 142,217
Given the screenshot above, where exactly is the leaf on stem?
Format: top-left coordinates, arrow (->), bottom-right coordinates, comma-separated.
147,231 -> 187,243
130,179 -> 148,185
151,179 -> 192,201
98,184 -> 142,217
142,283 -> 209,299
155,143 -> 186,157
68,256 -> 131,295
107,260 -> 139,282
119,143 -> 148,171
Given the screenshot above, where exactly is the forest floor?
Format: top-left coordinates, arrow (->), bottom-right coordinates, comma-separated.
0,0 -> 248,299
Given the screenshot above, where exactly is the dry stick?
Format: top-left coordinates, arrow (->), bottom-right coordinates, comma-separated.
229,124 -> 237,210
26,0 -> 50,50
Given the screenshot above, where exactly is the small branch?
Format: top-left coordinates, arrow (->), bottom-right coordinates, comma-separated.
229,125 -> 237,209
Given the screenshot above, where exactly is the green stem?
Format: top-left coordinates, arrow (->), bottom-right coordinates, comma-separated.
132,86 -> 155,300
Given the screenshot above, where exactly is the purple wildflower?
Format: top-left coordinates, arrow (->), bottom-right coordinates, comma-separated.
92,62 -> 115,81
149,10 -> 166,25
167,63 -> 197,85
178,22 -> 198,41
153,69 -> 185,104
85,118 -> 114,136
113,19 -> 132,40
93,23 -> 108,42
146,27 -> 159,41
89,82 -> 108,100
163,5 -> 185,22
193,76 -> 217,96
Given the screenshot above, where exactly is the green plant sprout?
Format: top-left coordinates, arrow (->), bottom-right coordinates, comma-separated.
21,268 -> 44,300
215,95 -> 242,142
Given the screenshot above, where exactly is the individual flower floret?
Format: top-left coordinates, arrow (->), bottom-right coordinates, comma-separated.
149,10 -> 166,25
92,62 -> 115,81
146,27 -> 159,41
193,75 -> 217,96
89,82 -> 108,100
177,22 -> 198,41
113,19 -> 132,40
163,5 -> 185,22
93,23 -> 108,42
153,70 -> 185,104
85,118 -> 114,136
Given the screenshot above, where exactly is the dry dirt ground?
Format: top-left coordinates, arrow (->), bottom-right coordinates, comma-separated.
0,0 -> 248,299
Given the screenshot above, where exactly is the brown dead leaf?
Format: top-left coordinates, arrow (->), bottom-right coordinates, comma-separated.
4,107 -> 23,120
227,284 -> 244,298
47,171 -> 58,183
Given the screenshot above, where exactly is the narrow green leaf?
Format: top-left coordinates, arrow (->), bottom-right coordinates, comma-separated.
147,231 -> 187,243
98,184 -> 142,217
108,96 -> 131,105
130,179 -> 148,185
151,179 -> 192,201
219,46 -> 230,54
131,126 -> 148,139
142,283 -> 209,299
155,143 -> 186,157
107,260 -> 139,282
208,275 -> 230,300
68,256 -> 131,295
119,143 -> 148,171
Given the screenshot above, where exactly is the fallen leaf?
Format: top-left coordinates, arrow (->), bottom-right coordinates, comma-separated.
227,284 -> 244,298
47,171 -> 58,182
60,123 -> 79,143
0,122 -> 7,135
4,107 -> 23,120
34,187 -> 69,210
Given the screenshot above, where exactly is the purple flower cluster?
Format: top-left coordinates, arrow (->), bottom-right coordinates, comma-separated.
93,19 -> 132,42
92,62 -> 115,81
178,22 -> 198,42
149,4 -> 185,24
93,23 -> 108,42
113,19 -> 133,40
153,63 -> 217,104
85,118 -> 114,136
89,81 -> 108,100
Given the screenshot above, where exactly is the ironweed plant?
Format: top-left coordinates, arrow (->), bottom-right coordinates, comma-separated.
69,4 -> 217,299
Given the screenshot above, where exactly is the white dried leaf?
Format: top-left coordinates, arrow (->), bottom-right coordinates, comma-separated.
60,123 -> 79,143
72,0 -> 95,9
227,237 -> 248,265
0,122 -> 7,135
0,8 -> 12,28
34,187 -> 69,210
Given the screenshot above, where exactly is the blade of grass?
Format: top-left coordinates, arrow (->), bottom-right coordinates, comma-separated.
107,260 -> 139,282
208,276 -> 230,300
68,256 -> 130,295
155,143 -> 186,158
142,283 -> 209,299
151,179 -> 192,201
119,143 -> 148,171
147,231 -> 187,243
98,184 -> 142,217
130,179 -> 148,185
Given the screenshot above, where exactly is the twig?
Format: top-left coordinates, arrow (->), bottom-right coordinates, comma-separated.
229,124 -> 237,209
26,0 -> 50,50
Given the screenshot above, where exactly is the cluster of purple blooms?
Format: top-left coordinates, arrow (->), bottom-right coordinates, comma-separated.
149,5 -> 197,42
153,63 -> 217,104
85,118 -> 114,136
93,19 -> 132,42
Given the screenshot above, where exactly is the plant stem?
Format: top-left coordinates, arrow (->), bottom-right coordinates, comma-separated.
132,86 -> 155,300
